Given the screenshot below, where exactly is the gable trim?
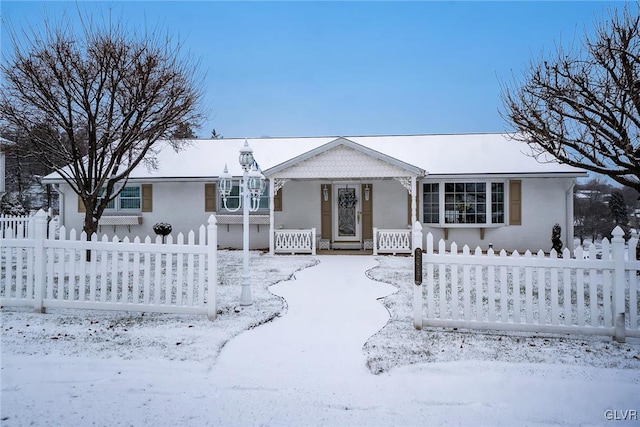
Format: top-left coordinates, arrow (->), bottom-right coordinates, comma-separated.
263,137 -> 424,178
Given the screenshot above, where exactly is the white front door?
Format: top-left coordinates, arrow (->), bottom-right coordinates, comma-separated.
333,183 -> 361,243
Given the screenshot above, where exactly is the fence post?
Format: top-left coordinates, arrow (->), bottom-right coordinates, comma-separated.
413,247 -> 423,329
372,228 -> 378,256
611,226 -> 626,343
207,215 -> 218,321
412,221 -> 423,254
311,228 -> 317,255
32,209 -> 47,313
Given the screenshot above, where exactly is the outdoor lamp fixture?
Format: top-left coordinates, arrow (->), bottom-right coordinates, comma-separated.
364,184 -> 370,201
218,139 -> 266,306
323,185 -> 329,202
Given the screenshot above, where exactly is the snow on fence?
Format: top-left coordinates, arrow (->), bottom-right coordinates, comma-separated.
413,226 -> 640,343
274,228 -> 316,254
1,213 -> 34,239
0,210 -> 218,319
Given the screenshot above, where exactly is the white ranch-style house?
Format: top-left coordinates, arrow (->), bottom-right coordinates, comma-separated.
43,134 -> 587,253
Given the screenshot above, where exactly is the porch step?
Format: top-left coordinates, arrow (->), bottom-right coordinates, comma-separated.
331,242 -> 362,250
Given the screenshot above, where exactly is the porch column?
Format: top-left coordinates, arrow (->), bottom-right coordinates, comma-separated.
269,177 -> 275,254
411,176 -> 417,226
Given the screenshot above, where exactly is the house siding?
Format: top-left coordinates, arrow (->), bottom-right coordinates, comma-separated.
372,179 -> 410,229
275,180 -> 322,230
56,176 -> 576,253
62,181 -> 209,239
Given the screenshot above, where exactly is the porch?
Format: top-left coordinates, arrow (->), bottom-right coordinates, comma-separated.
262,137 -> 425,256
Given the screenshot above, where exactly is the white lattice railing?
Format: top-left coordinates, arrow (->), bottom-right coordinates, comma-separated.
373,228 -> 412,255
274,228 -> 316,255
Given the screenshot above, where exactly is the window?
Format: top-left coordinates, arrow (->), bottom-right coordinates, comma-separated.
423,181 -> 506,226
119,186 -> 141,210
218,181 -> 269,212
100,186 -> 141,211
422,183 -> 439,224
491,183 -> 504,224
445,182 -> 486,224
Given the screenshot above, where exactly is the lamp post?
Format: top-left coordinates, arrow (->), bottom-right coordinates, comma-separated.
218,140 -> 266,306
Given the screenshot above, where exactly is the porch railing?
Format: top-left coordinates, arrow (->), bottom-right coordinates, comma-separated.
274,228 -> 316,255
373,228 -> 412,255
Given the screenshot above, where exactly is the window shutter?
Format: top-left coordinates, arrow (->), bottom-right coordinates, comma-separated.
321,185 -> 332,239
78,195 -> 86,213
204,183 -> 217,212
274,187 -> 283,212
509,180 -> 522,226
361,184 -> 372,240
141,184 -> 153,212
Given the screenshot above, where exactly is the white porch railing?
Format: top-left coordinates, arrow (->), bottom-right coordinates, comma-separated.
413,226 -> 640,343
372,228 -> 412,255
274,228 -> 316,254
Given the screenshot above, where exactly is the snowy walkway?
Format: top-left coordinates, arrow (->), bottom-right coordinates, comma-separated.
213,255 -> 395,390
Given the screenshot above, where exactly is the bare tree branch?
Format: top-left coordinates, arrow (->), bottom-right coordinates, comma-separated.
0,9 -> 204,235
501,4 -> 640,191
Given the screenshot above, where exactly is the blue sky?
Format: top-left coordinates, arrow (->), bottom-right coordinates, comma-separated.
0,1 -> 626,139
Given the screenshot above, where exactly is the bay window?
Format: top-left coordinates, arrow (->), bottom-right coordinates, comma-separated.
423,180 -> 506,226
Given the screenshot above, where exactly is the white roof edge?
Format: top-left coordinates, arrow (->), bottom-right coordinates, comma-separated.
423,171 -> 588,179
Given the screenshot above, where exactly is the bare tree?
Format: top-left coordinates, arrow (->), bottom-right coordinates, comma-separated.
501,4 -> 640,191
0,12 -> 203,235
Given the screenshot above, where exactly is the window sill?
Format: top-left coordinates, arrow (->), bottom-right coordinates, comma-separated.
424,223 -> 504,229
98,215 -> 143,233
423,223 -> 506,241
215,214 -> 270,225
98,215 -> 143,226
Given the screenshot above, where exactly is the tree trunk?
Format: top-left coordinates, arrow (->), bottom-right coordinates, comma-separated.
82,199 -> 99,261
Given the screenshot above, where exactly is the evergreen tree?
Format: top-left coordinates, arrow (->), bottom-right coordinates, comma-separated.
609,191 -> 628,226
170,123 -> 197,139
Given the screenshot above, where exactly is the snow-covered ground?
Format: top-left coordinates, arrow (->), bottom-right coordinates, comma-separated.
1,252 -> 639,426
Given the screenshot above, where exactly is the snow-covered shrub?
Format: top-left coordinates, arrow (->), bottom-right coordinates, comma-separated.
153,222 -> 172,243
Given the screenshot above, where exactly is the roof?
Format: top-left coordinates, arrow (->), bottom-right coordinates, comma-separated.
42,133 -> 587,182
0,137 -> 16,149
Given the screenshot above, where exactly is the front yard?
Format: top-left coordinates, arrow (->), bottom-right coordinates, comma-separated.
1,252 -> 639,373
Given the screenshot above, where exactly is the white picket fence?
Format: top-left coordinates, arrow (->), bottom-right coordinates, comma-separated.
0,210 -> 218,319
413,226 -> 640,343
1,213 -> 34,239
274,228 -> 316,254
